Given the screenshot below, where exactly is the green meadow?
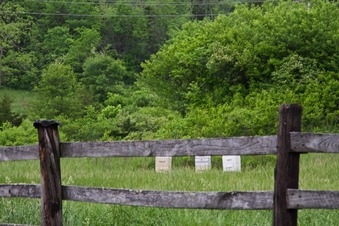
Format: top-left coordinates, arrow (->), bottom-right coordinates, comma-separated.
0,88 -> 37,115
1,154 -> 338,225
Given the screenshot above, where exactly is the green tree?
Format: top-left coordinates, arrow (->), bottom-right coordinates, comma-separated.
34,62 -> 83,119
1,51 -> 39,89
100,1 -> 148,70
143,0 -> 191,54
42,0 -> 100,31
81,54 -> 133,103
191,0 -> 213,20
42,26 -> 72,63
0,95 -> 23,126
0,2 -> 35,88
142,0 -> 339,113
141,19 -> 215,112
65,27 -> 101,73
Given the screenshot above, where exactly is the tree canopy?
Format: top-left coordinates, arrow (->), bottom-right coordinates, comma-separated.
142,1 -> 339,112
0,0 -> 338,143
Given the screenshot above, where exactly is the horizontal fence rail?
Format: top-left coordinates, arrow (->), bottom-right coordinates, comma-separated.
0,145 -> 39,161
0,104 -> 338,226
287,189 -> 339,209
0,184 -> 273,210
290,132 -> 339,153
0,135 -> 278,161
60,135 -> 278,157
2,132 -> 338,162
2,184 -> 339,210
2,133 -> 339,162
62,186 -> 271,210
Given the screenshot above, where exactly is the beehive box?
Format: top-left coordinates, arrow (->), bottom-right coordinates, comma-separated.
222,156 -> 241,171
195,156 -> 211,171
155,157 -> 172,172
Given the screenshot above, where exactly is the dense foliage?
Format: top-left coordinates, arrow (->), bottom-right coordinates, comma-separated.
0,0 -> 338,145
142,0 -> 339,134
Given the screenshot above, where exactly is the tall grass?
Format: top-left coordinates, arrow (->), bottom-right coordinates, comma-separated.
1,154 -> 338,225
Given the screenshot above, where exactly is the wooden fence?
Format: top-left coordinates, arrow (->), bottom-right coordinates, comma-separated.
0,104 -> 338,226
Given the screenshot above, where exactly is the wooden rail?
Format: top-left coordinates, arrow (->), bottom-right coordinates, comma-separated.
0,184 -> 273,210
0,135 -> 277,160
0,104 -> 338,226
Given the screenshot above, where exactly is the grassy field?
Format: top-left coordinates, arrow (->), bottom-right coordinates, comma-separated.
1,154 -> 338,225
0,88 -> 37,115
1,89 -> 338,225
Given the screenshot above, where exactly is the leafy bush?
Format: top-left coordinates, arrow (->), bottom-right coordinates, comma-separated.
0,120 -> 36,146
142,0 -> 339,117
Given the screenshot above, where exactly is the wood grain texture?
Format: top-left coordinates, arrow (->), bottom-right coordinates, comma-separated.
0,184 -> 40,198
290,132 -> 339,153
62,186 -> 273,210
0,145 -> 38,161
0,136 -> 277,161
287,189 -> 339,209
60,135 -> 277,158
273,104 -> 302,226
2,185 -> 339,210
35,122 -> 62,226
0,184 -> 273,210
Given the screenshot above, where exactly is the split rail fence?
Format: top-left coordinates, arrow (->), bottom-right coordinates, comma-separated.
0,104 -> 339,226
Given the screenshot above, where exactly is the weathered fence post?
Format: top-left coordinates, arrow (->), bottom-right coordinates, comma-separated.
273,104 -> 302,226
34,120 -> 62,226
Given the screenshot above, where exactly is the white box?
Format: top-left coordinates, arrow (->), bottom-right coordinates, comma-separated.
222,156 -> 241,171
195,156 -> 211,171
155,157 -> 172,172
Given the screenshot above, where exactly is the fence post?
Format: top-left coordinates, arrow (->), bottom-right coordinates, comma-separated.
273,104 -> 302,226
34,120 -> 62,226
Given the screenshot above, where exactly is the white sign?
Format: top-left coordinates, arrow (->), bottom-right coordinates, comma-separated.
222,156 -> 241,171
155,157 -> 172,172
195,156 -> 211,171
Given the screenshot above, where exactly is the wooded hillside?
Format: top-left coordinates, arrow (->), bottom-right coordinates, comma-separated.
0,0 -> 338,145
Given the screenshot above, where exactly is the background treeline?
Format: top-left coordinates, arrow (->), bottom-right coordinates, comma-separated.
0,0 -> 338,145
